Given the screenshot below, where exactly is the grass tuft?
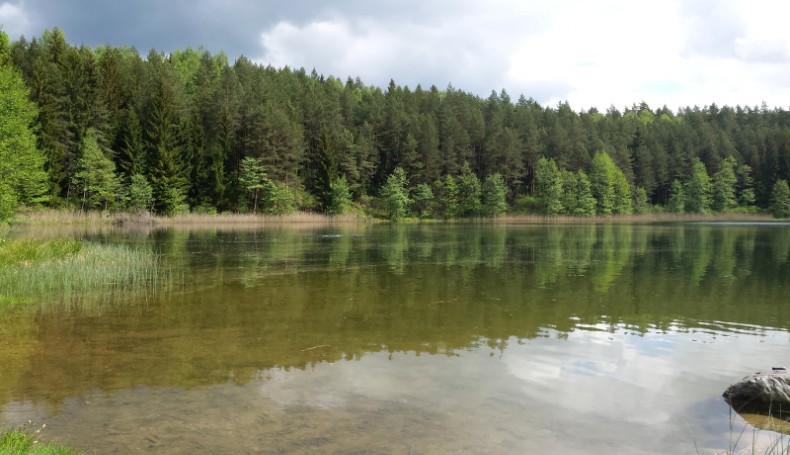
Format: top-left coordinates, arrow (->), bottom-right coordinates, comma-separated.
0,429 -> 83,455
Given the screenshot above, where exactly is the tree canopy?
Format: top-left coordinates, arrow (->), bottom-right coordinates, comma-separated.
2,28 -> 790,219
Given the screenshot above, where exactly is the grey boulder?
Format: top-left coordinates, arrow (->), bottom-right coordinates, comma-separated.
723,368 -> 790,416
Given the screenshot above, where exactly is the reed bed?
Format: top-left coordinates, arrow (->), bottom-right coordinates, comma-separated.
156,211 -> 368,226
487,212 -> 775,225
0,238 -> 169,309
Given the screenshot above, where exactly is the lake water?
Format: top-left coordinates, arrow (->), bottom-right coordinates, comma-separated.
1,222 -> 790,454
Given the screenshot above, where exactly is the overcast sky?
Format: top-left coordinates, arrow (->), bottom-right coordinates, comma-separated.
2,0 -> 790,111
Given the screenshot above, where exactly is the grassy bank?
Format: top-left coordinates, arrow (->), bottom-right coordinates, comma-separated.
0,429 -> 82,455
0,237 -> 167,307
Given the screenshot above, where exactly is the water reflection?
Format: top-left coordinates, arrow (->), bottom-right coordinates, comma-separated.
1,223 -> 790,454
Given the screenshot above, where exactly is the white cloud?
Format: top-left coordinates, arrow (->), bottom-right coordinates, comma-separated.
0,1 -> 32,37
256,0 -> 790,110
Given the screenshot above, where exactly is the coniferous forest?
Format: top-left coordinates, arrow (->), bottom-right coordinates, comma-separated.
2,28 -> 790,220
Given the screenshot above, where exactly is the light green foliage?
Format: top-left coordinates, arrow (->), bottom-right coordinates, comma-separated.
570,170 -> 597,216
379,167 -> 411,220
456,162 -> 482,217
668,179 -> 685,213
433,175 -> 459,218
410,183 -> 434,218
535,157 -> 563,215
239,156 -> 268,213
481,173 -> 508,217
0,36 -> 49,220
685,159 -> 713,214
589,152 -> 616,215
633,187 -> 649,214
712,156 -> 738,212
772,179 -> 790,218
612,169 -> 633,215
73,131 -> 121,210
126,174 -> 154,212
326,177 -> 352,215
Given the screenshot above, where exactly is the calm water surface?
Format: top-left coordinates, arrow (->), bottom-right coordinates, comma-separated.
2,223 -> 790,454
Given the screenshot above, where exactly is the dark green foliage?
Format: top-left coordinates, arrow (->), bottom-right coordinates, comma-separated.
5,30 -> 790,218
456,162 -> 482,217
481,173 -> 508,217
772,180 -> 790,218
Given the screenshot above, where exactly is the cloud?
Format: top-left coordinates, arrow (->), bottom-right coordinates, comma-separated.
3,0 -> 790,110
0,1 -> 33,37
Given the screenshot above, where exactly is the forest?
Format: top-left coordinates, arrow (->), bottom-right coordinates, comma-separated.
2,28 -> 790,220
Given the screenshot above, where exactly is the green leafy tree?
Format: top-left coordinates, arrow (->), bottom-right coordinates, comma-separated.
239,156 -> 268,213
73,130 -> 121,210
668,179 -> 685,213
326,177 -> 352,215
589,152 -> 616,215
126,173 -> 154,212
456,162 -> 482,217
633,187 -> 649,214
433,175 -> 459,219
573,170 -> 597,216
712,156 -> 737,212
535,157 -> 563,215
481,173 -> 508,216
772,179 -> 790,218
736,164 -> 756,206
685,159 -> 712,214
0,31 -> 49,220
379,167 -> 410,220
612,169 -> 633,215
410,183 -> 434,218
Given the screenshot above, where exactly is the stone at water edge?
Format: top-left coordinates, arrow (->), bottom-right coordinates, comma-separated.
723,368 -> 790,416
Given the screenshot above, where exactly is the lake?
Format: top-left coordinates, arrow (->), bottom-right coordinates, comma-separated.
1,222 -> 790,454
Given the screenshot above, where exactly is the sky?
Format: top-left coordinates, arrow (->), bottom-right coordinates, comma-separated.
2,0 -> 790,111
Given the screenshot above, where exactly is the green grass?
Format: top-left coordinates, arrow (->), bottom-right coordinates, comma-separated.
0,238 -> 168,309
0,430 -> 83,455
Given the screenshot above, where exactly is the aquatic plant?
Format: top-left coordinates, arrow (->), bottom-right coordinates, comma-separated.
0,238 -> 168,309
0,428 -> 83,455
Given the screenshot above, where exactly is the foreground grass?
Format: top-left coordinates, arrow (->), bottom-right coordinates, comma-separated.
0,430 -> 82,455
0,237 -> 167,307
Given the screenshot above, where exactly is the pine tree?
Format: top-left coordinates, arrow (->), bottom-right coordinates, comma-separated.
456,162 -> 482,217
668,179 -> 685,213
73,130 -> 120,210
379,167 -> 410,220
535,157 -> 563,215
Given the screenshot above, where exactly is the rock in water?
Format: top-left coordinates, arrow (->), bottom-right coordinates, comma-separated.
724,369 -> 790,416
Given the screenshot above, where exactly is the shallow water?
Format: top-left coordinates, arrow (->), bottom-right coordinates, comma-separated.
2,223 -> 790,454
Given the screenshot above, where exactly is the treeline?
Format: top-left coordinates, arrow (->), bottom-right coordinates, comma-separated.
2,28 -> 790,220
